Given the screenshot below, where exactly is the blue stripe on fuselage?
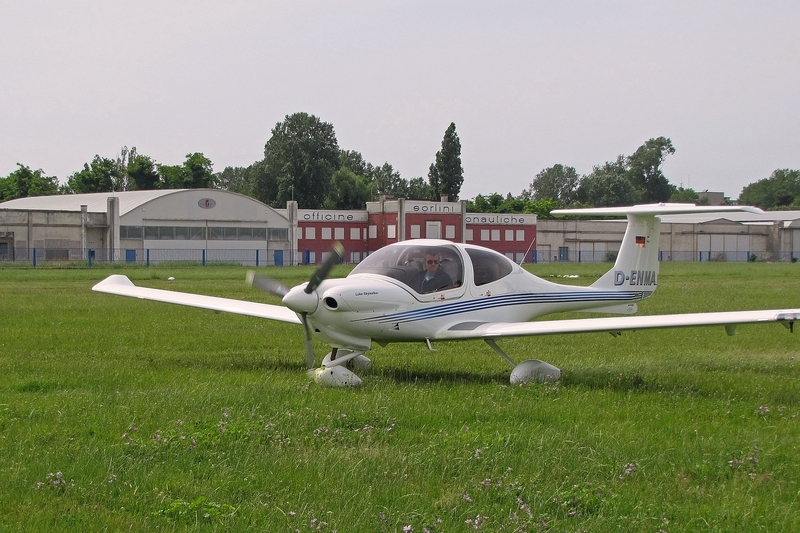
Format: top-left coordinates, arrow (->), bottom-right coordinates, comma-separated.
353,290 -> 651,325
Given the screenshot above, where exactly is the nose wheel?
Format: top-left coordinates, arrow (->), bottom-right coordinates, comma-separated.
309,349 -> 372,387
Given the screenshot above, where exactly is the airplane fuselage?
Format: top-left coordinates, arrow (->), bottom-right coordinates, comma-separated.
300,240 -> 651,350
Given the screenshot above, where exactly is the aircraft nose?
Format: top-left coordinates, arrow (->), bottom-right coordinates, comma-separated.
282,285 -> 319,314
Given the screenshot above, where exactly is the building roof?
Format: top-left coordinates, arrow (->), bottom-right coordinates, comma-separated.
1,190 -> 200,215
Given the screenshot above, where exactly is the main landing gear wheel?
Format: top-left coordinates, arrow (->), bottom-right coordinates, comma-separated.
509,360 -> 561,384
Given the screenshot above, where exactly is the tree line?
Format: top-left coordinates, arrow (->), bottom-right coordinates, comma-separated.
0,149 -> 215,200
0,113 -> 465,209
468,141 -> 800,216
2,112 -> 798,213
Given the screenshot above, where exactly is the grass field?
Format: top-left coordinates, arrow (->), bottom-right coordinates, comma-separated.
1,262 -> 799,532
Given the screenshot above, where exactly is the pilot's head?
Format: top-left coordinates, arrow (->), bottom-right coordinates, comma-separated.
425,251 -> 441,275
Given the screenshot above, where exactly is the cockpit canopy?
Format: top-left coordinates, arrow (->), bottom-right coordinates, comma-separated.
350,243 -> 514,294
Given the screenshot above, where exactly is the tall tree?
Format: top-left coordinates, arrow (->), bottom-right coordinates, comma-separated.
428,122 -> 464,201
155,153 -> 216,189
739,169 -> 800,209
577,157 -> 637,207
181,152 -> 216,188
66,155 -> 121,193
529,164 -> 579,204
669,187 -> 703,203
127,152 -> 162,190
324,168 -> 376,209
0,164 -> 59,200
157,164 -> 183,189
626,137 -> 675,203
339,150 -> 375,179
406,177 -> 432,200
373,162 -> 404,197
262,112 -> 340,208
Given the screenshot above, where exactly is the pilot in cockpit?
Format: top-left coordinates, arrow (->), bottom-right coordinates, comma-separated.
418,250 -> 453,293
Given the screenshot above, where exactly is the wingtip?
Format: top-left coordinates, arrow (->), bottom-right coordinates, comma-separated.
92,274 -> 135,291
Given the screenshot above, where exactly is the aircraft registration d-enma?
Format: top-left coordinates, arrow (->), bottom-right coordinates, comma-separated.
93,203 -> 800,387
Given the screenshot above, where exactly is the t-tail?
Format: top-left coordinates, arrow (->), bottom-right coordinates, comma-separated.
552,203 -> 765,298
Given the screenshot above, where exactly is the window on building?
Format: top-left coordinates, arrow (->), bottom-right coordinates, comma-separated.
350,227 -> 360,240
465,229 -> 474,241
268,228 -> 287,241
369,225 -> 377,239
516,229 -> 525,241
174,227 -> 191,240
120,226 -> 143,239
205,226 -> 274,241
223,227 -> 238,240
144,226 -> 214,240
491,229 -> 500,241
505,229 -> 514,241
305,227 -> 316,240
480,229 -> 490,241
334,227 -> 345,240
446,225 -> 456,239
387,225 -> 396,239
322,227 -> 332,240
410,225 -> 420,239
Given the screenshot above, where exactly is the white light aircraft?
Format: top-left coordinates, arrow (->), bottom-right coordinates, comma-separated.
93,204 -> 799,386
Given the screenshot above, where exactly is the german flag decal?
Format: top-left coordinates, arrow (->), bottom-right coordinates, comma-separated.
635,236 -> 646,247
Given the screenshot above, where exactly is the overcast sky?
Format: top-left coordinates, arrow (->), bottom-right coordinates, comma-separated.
2,1 -> 798,201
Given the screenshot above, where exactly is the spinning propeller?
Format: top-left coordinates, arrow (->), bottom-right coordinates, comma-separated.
247,242 -> 344,369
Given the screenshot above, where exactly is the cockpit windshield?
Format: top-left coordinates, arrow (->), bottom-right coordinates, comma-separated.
351,244 -> 463,294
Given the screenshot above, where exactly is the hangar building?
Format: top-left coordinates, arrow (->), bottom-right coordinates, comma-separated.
535,210 -> 800,262
0,189 -> 291,264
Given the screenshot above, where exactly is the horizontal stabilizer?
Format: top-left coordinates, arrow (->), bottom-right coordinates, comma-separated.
552,203 -> 765,217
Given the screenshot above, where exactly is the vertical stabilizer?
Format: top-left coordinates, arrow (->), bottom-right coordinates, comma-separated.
591,213 -> 661,290
551,203 -> 766,294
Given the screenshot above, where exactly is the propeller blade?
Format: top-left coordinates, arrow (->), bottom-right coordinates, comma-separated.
246,270 -> 290,297
304,242 -> 344,294
301,312 -> 315,369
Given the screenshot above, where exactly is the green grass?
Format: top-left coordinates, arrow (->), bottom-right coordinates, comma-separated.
1,262 -> 799,531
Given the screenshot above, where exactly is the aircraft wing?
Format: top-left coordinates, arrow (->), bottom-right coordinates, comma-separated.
92,275 -> 302,324
439,309 -> 800,340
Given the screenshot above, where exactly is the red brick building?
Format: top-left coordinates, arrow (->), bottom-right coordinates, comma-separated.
289,198 -> 537,265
